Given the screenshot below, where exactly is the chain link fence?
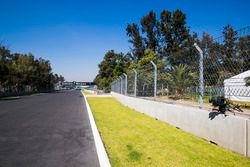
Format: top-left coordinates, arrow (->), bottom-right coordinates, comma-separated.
112,26 -> 250,108
127,70 -> 135,96
137,63 -> 155,97
203,26 -> 250,104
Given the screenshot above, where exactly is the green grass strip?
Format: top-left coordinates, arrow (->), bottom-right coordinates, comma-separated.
0,96 -> 20,100
87,97 -> 250,167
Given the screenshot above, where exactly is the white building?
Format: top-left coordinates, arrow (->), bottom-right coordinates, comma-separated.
224,70 -> 250,102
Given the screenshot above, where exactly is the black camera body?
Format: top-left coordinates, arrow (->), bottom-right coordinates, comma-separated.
209,96 -> 228,113
209,96 -> 243,115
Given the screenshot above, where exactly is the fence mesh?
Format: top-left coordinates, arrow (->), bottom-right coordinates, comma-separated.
203,26 -> 250,102
137,63 -> 154,97
111,26 -> 250,108
127,70 -> 135,96
156,52 -> 199,102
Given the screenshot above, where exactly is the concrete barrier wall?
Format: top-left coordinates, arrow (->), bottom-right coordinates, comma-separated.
111,92 -> 250,157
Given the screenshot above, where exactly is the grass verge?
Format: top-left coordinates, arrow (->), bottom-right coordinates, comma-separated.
0,96 -> 20,100
87,97 -> 250,167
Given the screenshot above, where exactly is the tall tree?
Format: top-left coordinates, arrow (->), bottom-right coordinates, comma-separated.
222,25 -> 238,74
128,49 -> 168,96
0,43 -> 63,94
159,9 -> 191,66
140,11 -> 159,52
94,50 -> 130,92
200,33 -> 221,86
126,23 -> 145,61
0,45 -> 11,88
238,35 -> 250,71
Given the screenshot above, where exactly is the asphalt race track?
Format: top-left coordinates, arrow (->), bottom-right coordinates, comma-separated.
0,90 -> 99,167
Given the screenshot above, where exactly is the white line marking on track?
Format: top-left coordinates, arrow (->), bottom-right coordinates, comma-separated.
83,94 -> 111,167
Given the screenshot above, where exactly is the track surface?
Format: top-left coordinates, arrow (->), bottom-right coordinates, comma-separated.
0,90 -> 99,167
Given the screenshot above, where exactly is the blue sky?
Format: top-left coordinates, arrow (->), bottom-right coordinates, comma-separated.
0,0 -> 249,81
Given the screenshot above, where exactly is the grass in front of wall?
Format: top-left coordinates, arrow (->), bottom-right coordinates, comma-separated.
87,97 -> 250,167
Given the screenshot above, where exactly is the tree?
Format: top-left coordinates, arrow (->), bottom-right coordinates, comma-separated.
35,58 -> 54,90
126,9 -> 193,67
113,53 -> 130,77
140,11 -> 159,52
238,35 -> 250,71
126,23 -> 145,61
94,50 -> 131,92
129,49 -> 167,96
10,53 -> 37,91
59,75 -> 65,82
222,25 -> 239,74
167,64 -> 197,98
200,33 -> 222,86
0,45 -> 11,90
0,43 -> 63,94
159,9 -> 191,66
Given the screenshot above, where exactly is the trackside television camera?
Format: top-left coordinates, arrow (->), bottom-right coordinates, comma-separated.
209,96 -> 243,115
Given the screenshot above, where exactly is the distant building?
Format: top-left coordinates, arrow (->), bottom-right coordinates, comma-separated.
58,81 -> 95,90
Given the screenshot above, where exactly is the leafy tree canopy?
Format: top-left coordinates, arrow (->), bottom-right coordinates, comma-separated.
94,50 -> 131,92
0,44 -> 64,93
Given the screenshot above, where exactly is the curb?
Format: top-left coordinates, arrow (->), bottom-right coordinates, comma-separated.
83,94 -> 111,167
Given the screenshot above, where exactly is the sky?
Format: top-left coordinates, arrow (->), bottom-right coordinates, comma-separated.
0,0 -> 249,81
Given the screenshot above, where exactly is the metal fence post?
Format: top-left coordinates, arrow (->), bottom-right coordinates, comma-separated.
194,43 -> 204,109
114,80 -> 116,92
123,73 -> 127,96
150,61 -> 157,99
119,76 -> 123,94
116,79 -> 118,93
133,69 -> 137,97
111,81 -> 113,92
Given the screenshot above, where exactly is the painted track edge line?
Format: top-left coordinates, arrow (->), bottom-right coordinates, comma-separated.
83,94 -> 111,167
